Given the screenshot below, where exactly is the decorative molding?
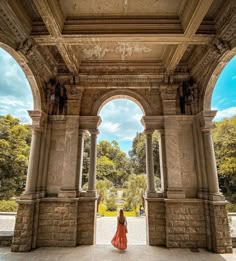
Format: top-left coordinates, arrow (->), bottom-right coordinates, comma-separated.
0,0 -> 31,42
79,116 -> 102,130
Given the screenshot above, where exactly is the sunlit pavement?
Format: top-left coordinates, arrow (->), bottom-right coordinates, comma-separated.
0,245 -> 235,261
0,214 -> 236,260
96,216 -> 146,245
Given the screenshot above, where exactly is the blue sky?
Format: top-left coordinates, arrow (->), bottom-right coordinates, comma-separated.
0,47 -> 235,153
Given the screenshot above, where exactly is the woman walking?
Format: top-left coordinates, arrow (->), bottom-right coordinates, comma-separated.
111,209 -> 128,250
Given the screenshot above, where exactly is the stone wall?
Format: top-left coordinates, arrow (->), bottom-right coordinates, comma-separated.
46,120 -> 65,195
37,199 -> 77,247
209,203 -> 232,253
145,199 -> 166,246
11,201 -> 35,252
165,200 -> 207,248
77,197 -> 97,245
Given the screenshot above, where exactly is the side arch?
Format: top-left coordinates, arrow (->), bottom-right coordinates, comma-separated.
91,89 -> 152,116
203,47 -> 236,111
0,42 -> 44,111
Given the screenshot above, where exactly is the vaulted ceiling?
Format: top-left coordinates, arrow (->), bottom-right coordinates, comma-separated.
0,0 -> 229,77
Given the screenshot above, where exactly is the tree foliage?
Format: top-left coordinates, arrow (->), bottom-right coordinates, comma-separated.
0,115 -> 31,199
83,138 -> 131,187
123,174 -> 147,216
129,131 -> 160,178
213,116 -> 236,198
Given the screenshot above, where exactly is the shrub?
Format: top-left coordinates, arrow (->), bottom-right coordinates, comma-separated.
226,203 -> 236,212
0,200 -> 18,212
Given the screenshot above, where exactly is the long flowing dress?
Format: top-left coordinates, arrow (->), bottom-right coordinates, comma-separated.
111,217 -> 127,250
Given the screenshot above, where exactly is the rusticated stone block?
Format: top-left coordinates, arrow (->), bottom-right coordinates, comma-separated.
77,198 -> 97,245
165,201 -> 207,249
208,203 -> 232,253
145,199 -> 166,246
11,201 -> 35,252
37,200 -> 77,247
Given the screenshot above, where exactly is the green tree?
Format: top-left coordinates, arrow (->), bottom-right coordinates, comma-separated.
96,140 -> 131,186
129,131 -> 160,180
123,174 -> 147,216
0,115 -> 31,199
213,116 -> 236,198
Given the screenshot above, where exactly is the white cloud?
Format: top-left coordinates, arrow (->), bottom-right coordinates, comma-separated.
98,99 -> 144,152
99,121 -> 120,133
214,107 -> 236,121
0,97 -> 25,107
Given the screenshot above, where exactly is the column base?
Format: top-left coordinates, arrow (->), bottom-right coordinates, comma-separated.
167,188 -> 185,199
20,192 -> 37,200
80,190 -> 97,197
197,189 -> 209,199
145,191 -> 163,198
208,192 -> 225,201
58,189 -> 77,198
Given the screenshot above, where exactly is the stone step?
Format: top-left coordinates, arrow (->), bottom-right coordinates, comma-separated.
0,231 -> 13,246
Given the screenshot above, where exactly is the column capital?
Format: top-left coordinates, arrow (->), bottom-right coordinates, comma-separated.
28,110 -> 47,131
79,116 -> 102,130
89,129 -> 99,135
197,110 -> 217,131
79,129 -> 87,136
144,130 -> 154,135
141,116 -> 164,131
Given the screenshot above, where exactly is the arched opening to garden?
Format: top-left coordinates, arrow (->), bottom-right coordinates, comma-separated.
209,55 -> 236,215
83,97 -> 161,245
0,46 -> 35,235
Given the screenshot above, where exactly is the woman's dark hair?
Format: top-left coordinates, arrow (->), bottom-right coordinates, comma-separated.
119,209 -> 124,218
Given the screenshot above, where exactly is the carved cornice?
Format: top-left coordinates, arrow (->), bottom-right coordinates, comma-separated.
17,38 -> 54,81
191,36 -> 231,80
33,0 -> 64,37
0,0 -> 31,43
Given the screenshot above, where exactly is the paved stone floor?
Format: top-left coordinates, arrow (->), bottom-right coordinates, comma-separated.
0,245 -> 235,261
96,217 -> 146,244
0,215 -> 15,232
0,214 -> 235,260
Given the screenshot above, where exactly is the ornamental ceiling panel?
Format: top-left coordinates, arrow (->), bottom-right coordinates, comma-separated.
59,0 -> 187,17
72,42 -> 170,61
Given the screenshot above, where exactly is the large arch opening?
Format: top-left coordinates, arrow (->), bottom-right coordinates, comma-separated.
209,55 -> 236,218
0,46 -> 39,236
91,97 -> 161,245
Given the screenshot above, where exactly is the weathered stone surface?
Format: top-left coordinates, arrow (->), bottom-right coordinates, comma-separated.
77,199 -> 97,245
37,200 -> 77,247
11,202 -> 35,252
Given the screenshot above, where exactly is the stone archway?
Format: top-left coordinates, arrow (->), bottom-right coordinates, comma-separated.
203,48 -> 236,111
91,89 -> 151,116
1,0 -> 234,254
0,42 -> 43,111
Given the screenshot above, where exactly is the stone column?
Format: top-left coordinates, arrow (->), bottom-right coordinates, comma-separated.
87,129 -> 99,195
59,116 -> 79,198
24,127 -> 41,195
158,130 -> 167,196
199,111 -> 224,201
77,129 -> 85,192
145,130 -> 156,195
202,128 -> 223,200
22,111 -> 45,199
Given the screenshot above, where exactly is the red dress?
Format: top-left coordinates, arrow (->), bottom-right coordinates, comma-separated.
111,217 -> 127,250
